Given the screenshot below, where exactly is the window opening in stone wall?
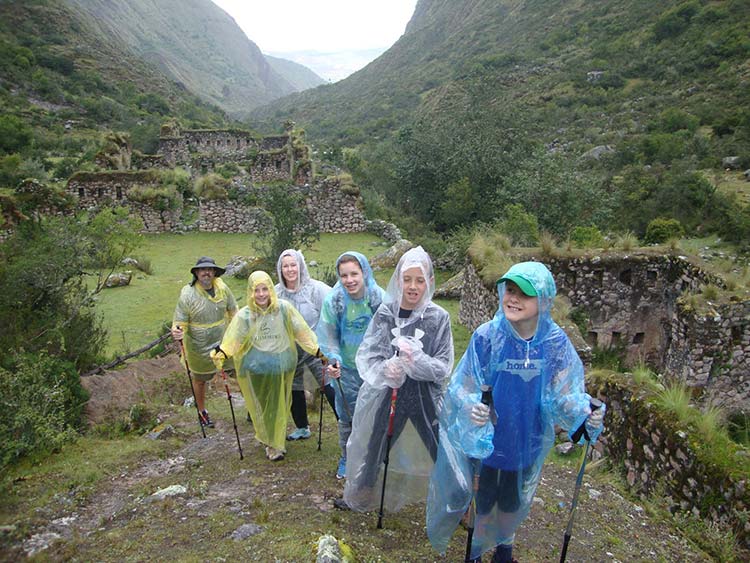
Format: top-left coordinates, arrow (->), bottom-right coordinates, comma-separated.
236,138 -> 241,148
201,164 -> 208,174
611,331 -> 622,345
586,331 -> 598,346
116,186 -> 122,199
619,269 -> 632,286
647,270 -> 657,282
78,187 -> 84,198
97,188 -> 104,198
565,272 -> 576,288
633,332 -> 645,344
275,160 -> 282,171
595,270 -> 604,286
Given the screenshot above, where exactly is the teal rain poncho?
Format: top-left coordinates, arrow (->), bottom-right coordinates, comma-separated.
219,271 -> 319,452
275,249 -> 331,391
316,251 -> 384,423
344,246 -> 454,512
427,261 -> 604,559
172,277 -> 238,375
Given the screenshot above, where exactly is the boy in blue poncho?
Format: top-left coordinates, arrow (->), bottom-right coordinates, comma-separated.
426,261 -> 605,562
316,252 -> 385,479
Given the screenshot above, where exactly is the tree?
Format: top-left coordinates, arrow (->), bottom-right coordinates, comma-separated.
252,185 -> 319,269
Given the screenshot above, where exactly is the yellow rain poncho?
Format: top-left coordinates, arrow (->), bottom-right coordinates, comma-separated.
218,271 -> 319,451
172,277 -> 238,375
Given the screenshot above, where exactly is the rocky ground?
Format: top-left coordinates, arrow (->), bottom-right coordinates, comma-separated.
0,359 -> 728,562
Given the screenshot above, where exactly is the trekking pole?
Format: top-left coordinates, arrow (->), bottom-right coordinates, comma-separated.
332,362 -> 352,419
377,387 -> 399,529
465,384 -> 494,562
559,398 -> 603,563
178,336 -> 207,438
318,358 -> 327,452
219,367 -> 243,460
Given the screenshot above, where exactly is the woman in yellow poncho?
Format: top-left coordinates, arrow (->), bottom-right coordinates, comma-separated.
213,271 -> 322,461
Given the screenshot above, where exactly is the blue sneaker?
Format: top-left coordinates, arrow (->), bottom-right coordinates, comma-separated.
336,457 -> 346,480
286,426 -> 311,441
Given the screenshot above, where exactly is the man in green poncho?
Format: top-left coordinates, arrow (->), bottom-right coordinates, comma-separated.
172,256 -> 238,428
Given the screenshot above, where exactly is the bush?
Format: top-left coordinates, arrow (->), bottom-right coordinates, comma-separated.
645,217 -> 685,244
0,352 -> 88,468
570,225 -> 605,248
496,204 -> 539,246
127,184 -> 180,211
194,173 -> 229,200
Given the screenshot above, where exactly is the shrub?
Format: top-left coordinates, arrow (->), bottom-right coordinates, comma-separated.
0,352 -> 88,468
194,173 -> 229,200
496,204 -> 539,246
570,225 -> 605,248
616,231 -> 639,250
127,185 -> 180,211
644,217 -> 684,244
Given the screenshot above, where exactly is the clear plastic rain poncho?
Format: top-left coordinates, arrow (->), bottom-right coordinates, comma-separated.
316,251 -> 385,423
275,249 -> 331,391
219,271 -> 318,451
344,246 -> 454,512
173,277 -> 238,375
427,261 -> 604,559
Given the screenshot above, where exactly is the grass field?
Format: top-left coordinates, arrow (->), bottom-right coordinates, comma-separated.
95,232 -> 470,359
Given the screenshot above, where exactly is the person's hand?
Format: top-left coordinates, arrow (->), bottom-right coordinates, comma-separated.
327,362 -> 341,379
393,336 -> 422,364
470,403 -> 491,426
585,406 -> 604,435
210,347 -> 227,370
171,326 -> 184,342
383,357 -> 406,389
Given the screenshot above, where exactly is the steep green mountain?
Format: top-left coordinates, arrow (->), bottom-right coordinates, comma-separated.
63,0 -> 304,118
264,54 -> 326,92
250,0 -> 750,242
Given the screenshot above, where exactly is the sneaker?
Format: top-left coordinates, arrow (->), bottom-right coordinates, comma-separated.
265,447 -> 285,462
200,410 -> 215,428
335,457 -> 346,480
333,497 -> 350,510
286,426 -> 311,441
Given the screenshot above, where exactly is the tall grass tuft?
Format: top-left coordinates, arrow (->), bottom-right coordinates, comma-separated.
695,404 -> 726,443
539,230 -> 557,256
616,231 -> 639,251
632,362 -> 661,390
701,284 -> 719,301
656,382 -> 692,421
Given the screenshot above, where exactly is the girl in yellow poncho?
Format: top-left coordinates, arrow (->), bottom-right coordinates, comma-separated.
213,271 -> 321,461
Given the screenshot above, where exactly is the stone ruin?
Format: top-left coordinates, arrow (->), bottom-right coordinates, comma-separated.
64,122 -> 366,235
459,251 -> 749,414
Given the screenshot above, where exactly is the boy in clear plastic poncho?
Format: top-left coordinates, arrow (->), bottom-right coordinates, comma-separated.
212,271 -> 323,462
275,249 -> 336,441
427,261 -> 605,562
316,251 -> 385,479
343,246 -> 454,512
172,256 -> 238,428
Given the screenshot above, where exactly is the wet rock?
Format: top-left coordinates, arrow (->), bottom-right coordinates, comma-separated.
555,442 -> 576,455
149,484 -> 187,500
105,272 -> 132,288
23,532 -> 61,557
146,424 -> 176,440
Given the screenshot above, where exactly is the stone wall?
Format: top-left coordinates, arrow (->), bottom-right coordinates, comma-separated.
587,373 -> 749,550
459,253 -> 749,413
159,129 -> 263,168
365,219 -> 403,244
197,178 -> 365,234
198,199 -> 270,233
67,172 -> 178,233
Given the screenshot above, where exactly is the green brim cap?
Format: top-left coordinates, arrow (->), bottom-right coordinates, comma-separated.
497,274 -> 537,296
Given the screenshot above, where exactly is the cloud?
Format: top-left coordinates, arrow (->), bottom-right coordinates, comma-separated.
268,48 -> 388,82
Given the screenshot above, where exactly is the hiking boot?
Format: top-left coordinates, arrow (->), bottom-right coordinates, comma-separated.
246,412 -> 253,425
287,426 -> 311,441
200,410 -> 215,428
335,457 -> 346,480
333,497 -> 350,511
265,446 -> 285,461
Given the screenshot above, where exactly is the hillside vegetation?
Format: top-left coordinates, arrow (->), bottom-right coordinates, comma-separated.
252,0 -> 750,246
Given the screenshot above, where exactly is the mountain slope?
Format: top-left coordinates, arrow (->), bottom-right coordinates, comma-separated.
63,0 -> 302,117
264,55 -> 326,92
250,0 -> 750,149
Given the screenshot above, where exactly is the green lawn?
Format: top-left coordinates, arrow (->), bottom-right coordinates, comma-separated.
96,232 -> 387,355
95,231 -> 471,360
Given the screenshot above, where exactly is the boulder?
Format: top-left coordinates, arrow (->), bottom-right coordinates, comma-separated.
104,271 -> 132,288
370,239 -> 414,270
722,156 -> 741,170
434,269 -> 464,299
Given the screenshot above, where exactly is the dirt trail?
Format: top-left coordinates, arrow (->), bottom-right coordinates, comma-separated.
2,358 -> 718,562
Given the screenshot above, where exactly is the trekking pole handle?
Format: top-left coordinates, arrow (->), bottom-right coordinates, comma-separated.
571,398 -> 603,443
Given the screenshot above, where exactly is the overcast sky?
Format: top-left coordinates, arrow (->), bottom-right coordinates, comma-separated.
211,0 -> 418,82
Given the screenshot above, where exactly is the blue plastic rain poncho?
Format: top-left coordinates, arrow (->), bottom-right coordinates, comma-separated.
172,277 -> 238,375
316,252 -> 385,423
344,246 -> 454,512
275,249 -> 331,391
218,271 -> 319,452
427,261 -> 604,559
